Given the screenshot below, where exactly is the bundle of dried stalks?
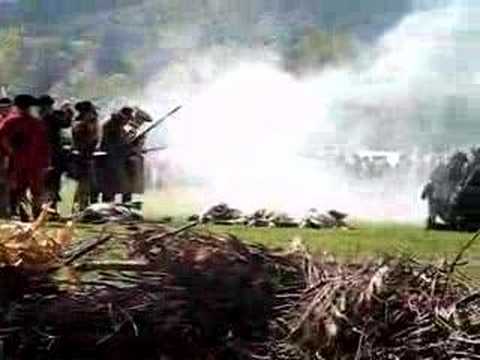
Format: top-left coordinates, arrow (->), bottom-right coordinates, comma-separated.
0,223 -> 304,359
273,235 -> 480,360
0,218 -> 479,360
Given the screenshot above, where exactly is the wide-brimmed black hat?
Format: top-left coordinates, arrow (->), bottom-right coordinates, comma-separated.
38,94 -> 55,107
74,101 -> 97,113
119,106 -> 134,117
14,94 -> 39,109
0,97 -> 12,109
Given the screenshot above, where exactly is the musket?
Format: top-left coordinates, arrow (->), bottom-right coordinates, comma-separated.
141,146 -> 168,154
129,105 -> 182,145
129,146 -> 168,155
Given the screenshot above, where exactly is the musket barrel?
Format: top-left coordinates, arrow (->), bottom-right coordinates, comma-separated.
130,105 -> 182,144
142,146 -> 168,154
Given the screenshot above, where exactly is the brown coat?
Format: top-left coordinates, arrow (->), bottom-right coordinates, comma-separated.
100,114 -> 145,195
72,113 -> 99,155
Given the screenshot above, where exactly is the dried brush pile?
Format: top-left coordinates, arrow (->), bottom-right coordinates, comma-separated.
0,215 -> 479,359
0,221 -> 305,360
273,239 -> 480,360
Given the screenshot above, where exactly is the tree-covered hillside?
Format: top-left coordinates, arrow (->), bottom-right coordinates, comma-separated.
0,0 -> 414,97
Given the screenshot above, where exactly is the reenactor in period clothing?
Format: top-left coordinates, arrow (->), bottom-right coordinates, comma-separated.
100,107 -> 133,203
72,101 -> 100,155
100,106 -> 151,204
0,95 -> 49,221
125,107 -> 152,199
0,97 -> 13,217
71,101 -> 101,211
38,95 -> 72,212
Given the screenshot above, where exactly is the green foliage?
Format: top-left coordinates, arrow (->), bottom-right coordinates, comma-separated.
67,73 -> 136,100
287,28 -> 355,71
0,27 -> 24,88
18,0 -> 143,22
3,0 -> 372,96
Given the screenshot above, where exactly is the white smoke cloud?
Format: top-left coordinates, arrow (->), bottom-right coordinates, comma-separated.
140,0 -> 478,222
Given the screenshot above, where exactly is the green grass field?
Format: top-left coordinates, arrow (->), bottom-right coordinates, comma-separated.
57,183 -> 480,276
204,223 -> 475,260
140,187 -> 480,264
201,223 -> 480,279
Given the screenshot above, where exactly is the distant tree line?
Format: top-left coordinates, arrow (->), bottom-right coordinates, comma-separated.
0,0 -> 412,96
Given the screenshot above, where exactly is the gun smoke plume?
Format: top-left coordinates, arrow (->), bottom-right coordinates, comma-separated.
139,0 -> 477,222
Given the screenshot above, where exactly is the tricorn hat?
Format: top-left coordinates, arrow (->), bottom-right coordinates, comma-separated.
14,94 -> 39,109
119,106 -> 134,117
74,101 -> 97,113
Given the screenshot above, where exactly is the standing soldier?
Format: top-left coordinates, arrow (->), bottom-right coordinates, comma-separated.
125,107 -> 152,203
100,107 -> 151,205
72,101 -> 100,155
100,107 -> 132,203
71,101 -> 100,211
0,97 -> 13,217
38,95 -> 72,214
0,95 -> 50,221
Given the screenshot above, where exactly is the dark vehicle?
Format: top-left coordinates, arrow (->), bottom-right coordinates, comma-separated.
421,153 -> 480,229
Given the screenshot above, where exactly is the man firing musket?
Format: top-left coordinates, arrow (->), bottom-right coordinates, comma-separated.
130,105 -> 181,140
123,106 -> 154,140
99,105 -> 181,206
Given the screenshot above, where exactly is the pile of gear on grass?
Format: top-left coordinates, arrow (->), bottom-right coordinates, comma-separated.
189,202 -> 352,229
74,201 -> 144,224
0,209 -> 478,359
74,201 -> 351,229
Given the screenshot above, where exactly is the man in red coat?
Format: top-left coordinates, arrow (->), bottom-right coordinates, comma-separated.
0,97 -> 13,217
0,95 -> 50,221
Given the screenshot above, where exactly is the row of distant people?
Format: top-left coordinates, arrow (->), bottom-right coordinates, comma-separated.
315,152 -> 446,181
